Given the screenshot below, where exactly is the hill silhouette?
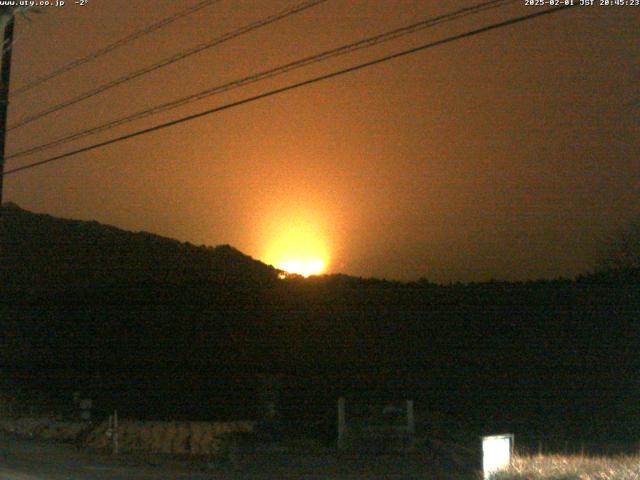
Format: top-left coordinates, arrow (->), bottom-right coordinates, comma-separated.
0,202 -> 279,295
1,203 -> 639,447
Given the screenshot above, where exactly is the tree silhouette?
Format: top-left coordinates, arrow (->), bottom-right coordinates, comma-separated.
596,219 -> 640,271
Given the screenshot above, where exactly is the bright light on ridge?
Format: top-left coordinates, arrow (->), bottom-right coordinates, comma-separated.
278,258 -> 325,278
262,217 -> 329,278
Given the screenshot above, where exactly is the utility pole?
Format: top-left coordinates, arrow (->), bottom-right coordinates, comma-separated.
0,12 -> 14,209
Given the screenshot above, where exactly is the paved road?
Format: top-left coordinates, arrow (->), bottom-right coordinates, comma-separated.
0,435 -> 215,479
0,433 -> 468,479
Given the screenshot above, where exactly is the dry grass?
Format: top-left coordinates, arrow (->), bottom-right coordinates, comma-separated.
493,454 -> 640,480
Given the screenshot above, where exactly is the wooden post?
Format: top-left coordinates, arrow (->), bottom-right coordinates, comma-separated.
337,397 -> 346,450
406,400 -> 415,435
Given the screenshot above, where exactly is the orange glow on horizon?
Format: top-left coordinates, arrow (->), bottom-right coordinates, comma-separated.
261,215 -> 330,278
278,258 -> 326,278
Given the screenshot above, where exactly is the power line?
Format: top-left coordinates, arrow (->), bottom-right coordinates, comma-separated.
2,5 -> 576,177
7,0 -> 516,161
11,0 -> 223,97
8,0 -> 328,130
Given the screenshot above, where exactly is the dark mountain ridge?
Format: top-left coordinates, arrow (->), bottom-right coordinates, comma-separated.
1,202 -> 279,295
2,202 -> 636,300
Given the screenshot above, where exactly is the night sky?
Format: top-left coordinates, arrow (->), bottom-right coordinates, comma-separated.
3,0 -> 639,282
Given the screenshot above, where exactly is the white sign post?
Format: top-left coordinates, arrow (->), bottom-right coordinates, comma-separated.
482,434 -> 514,479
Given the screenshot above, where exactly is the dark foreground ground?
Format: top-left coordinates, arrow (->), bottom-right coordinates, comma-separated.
0,433 -> 478,479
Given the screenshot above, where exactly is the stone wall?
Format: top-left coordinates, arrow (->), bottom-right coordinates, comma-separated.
0,416 -> 89,441
0,416 -> 255,456
85,419 -> 255,455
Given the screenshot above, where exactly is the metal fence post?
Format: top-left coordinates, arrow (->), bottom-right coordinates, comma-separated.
337,397 -> 346,450
406,400 -> 415,435
113,410 -> 119,455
